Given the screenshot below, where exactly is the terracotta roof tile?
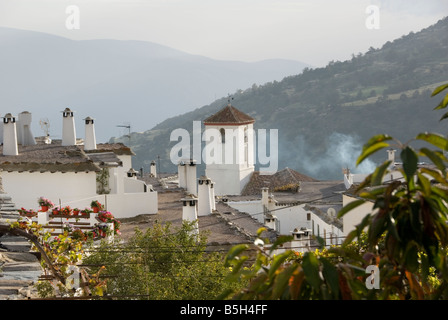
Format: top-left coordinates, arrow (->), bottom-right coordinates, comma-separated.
204,105 -> 255,125
241,168 -> 318,196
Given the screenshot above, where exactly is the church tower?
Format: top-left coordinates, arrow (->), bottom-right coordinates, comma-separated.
203,103 -> 254,196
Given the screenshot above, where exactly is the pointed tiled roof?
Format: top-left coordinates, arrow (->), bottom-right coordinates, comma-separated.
241,168 -> 318,196
203,104 -> 255,125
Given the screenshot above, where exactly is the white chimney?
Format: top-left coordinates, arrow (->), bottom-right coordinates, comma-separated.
178,159 -> 197,195
17,111 -> 36,146
198,176 -> 213,216
178,160 -> 187,189
185,159 -> 197,196
150,160 -> 157,178
264,214 -> 278,232
3,113 -> 18,156
261,187 -> 270,207
210,180 -> 216,211
387,148 -> 396,163
290,227 -> 311,253
127,168 -> 138,179
181,195 -> 199,237
62,107 -> 76,146
84,116 -> 97,150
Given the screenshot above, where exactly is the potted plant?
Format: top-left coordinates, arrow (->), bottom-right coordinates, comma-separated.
18,208 -> 37,217
90,200 -> 103,213
52,206 -> 61,215
97,211 -> 121,235
97,211 -> 114,222
81,208 -> 92,216
38,197 -> 54,212
61,206 -> 72,216
73,208 -> 80,216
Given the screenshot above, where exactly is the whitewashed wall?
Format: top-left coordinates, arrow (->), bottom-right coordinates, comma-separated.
228,200 -> 344,245
204,123 -> 254,196
2,171 -> 158,219
118,155 -> 133,172
101,192 -> 158,218
57,192 -> 158,219
2,171 -> 97,210
342,194 -> 375,233
309,210 -> 344,246
123,177 -> 146,193
108,166 -> 125,194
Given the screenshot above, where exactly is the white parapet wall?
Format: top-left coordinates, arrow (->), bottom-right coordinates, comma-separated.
342,194 -> 375,234
123,177 -> 147,193
101,192 -> 158,218
228,199 -> 344,246
2,171 -> 98,210
58,192 -> 159,219
2,171 -> 158,219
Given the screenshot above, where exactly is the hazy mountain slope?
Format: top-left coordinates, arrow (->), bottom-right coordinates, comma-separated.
114,17 -> 448,180
0,27 -> 309,142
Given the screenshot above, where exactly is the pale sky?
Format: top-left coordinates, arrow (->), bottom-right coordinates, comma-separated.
0,0 -> 446,67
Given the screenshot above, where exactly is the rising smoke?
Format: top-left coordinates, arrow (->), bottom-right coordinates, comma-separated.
279,132 -> 378,180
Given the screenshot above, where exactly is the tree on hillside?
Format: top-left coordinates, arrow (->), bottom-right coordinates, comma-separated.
219,82 -> 448,300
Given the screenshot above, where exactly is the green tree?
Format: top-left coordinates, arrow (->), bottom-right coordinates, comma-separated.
219,82 -> 448,300
83,221 -> 243,299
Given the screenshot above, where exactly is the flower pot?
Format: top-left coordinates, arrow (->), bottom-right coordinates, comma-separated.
52,210 -> 59,215
73,210 -> 79,216
93,207 -> 99,213
41,206 -> 49,212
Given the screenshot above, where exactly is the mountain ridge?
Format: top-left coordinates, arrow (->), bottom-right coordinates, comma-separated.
114,17 -> 448,180
0,27 -> 310,142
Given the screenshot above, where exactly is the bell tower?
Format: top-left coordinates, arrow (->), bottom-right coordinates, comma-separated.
203,102 -> 254,196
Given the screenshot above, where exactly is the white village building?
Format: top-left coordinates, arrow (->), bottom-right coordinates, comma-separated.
227,179 -> 346,252
174,103 -> 347,252
341,148 -> 434,233
0,109 -> 157,218
203,103 -> 255,196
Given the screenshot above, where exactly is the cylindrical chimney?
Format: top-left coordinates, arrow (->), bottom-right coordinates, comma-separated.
178,160 -> 186,189
62,107 -> 76,146
150,160 -> 157,178
198,176 -> 212,216
181,195 -> 199,236
84,116 -> 97,150
186,159 -> 197,196
210,181 -> 216,211
264,214 -> 278,231
387,148 -> 396,163
3,113 -> 18,156
18,111 -> 36,146
261,187 -> 270,207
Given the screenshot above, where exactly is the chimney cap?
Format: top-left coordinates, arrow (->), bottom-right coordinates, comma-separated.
62,107 -> 75,118
181,195 -> 198,201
